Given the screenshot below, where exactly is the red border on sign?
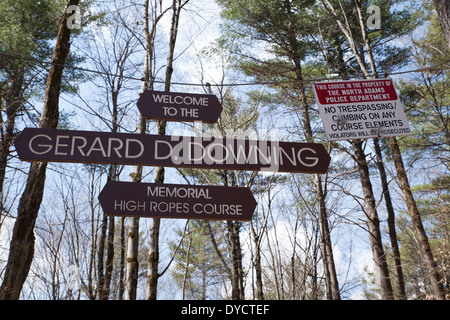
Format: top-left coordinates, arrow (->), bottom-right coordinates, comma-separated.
314,79 -> 398,105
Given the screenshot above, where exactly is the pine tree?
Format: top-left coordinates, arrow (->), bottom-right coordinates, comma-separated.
170,220 -> 229,299
0,0 -> 81,300
217,0 -> 341,299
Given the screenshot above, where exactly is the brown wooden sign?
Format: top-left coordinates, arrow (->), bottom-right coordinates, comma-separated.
14,128 -> 330,173
99,181 -> 257,221
137,90 -> 223,123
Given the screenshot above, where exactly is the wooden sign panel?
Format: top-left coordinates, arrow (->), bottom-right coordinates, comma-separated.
137,90 -> 223,123
99,181 -> 257,221
14,128 -> 330,174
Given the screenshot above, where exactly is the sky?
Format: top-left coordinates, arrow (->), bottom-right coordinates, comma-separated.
0,0 -> 402,300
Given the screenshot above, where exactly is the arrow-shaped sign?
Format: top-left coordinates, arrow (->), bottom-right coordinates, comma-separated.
99,181 -> 257,221
137,90 -> 223,123
14,128 -> 331,174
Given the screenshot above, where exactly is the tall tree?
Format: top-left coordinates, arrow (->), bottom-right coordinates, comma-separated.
321,0 -> 446,299
0,0 -> 80,226
79,4 -> 142,299
145,0 -> 190,300
331,13 -> 394,298
0,0 -> 80,300
170,220 -> 228,299
217,0 -> 341,300
125,0 -> 157,300
398,9 -> 450,159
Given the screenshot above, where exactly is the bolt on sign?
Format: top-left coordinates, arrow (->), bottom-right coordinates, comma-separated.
313,78 -> 412,141
14,128 -> 331,174
99,181 -> 257,221
137,90 -> 223,123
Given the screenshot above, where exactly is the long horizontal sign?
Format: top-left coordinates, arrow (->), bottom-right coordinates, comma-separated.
99,181 -> 257,221
137,90 -> 223,123
14,128 -> 330,173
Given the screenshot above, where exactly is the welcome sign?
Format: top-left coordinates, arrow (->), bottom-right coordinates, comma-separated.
137,90 -> 223,123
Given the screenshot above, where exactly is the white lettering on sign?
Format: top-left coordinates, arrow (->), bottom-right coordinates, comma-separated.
118,201 -> 244,216
147,186 -> 212,199
153,137 -> 320,171
148,201 -> 189,214
28,134 -> 144,159
193,203 -> 243,216
18,128 -> 328,174
162,106 -> 200,118
314,79 -> 412,141
29,134 -> 52,155
113,186 -> 244,217
114,200 -> 146,212
152,93 -> 209,107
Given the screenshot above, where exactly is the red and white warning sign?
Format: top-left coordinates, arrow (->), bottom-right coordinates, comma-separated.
313,79 -> 412,141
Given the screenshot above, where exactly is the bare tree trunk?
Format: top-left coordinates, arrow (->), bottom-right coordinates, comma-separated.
87,187 -> 97,300
0,0 -> 80,300
373,138 -> 407,300
227,220 -> 245,300
124,64 -> 149,299
124,10 -> 152,296
98,168 -> 117,300
146,215 -> 161,300
265,223 -> 281,299
250,180 -> 273,300
101,88 -> 122,300
357,33 -> 406,302
352,140 -> 394,300
98,93 -> 120,300
125,0 -> 169,300
389,137 -> 446,300
297,72 -> 340,300
433,0 -> 450,49
315,175 -> 341,300
359,0 -> 443,299
146,0 -> 188,300
102,215 -> 115,298
124,0 -> 153,300
253,236 -> 264,300
118,217 -> 126,299
354,5 -> 407,298
281,0 -> 340,299
97,212 -> 108,299
250,211 -> 267,300
181,222 -> 192,300
124,213 -> 140,300
322,0 -> 404,299
0,71 -> 24,214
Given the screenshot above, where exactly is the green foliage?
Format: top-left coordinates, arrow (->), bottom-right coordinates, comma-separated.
396,11 -> 450,163
0,0 -> 65,68
367,0 -> 421,72
170,220 -> 229,299
218,0 -> 448,300
0,0 -> 88,123
382,175 -> 449,299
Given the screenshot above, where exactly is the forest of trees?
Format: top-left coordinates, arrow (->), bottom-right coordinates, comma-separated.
0,0 -> 448,300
